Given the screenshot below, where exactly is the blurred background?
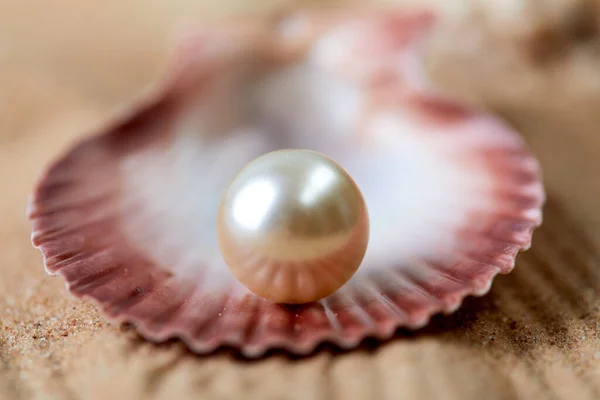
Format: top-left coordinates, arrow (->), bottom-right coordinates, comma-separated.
2,0 -> 599,242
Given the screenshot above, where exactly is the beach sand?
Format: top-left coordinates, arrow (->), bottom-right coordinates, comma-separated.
1,1 -> 599,398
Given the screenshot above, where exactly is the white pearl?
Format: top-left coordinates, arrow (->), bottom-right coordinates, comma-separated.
217,149 -> 369,304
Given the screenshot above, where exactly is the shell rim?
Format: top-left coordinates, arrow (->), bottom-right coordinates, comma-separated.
26,134 -> 546,357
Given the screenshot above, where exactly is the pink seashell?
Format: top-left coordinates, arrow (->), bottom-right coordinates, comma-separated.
28,7 -> 545,357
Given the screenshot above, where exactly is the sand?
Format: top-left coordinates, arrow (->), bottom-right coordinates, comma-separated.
0,0 -> 599,399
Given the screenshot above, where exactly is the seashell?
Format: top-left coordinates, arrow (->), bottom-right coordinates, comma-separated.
28,7 -> 545,357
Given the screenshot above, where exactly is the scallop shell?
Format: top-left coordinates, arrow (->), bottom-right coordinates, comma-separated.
28,8 -> 545,357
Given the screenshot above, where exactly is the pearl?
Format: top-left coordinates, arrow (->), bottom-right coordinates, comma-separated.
217,149 -> 369,304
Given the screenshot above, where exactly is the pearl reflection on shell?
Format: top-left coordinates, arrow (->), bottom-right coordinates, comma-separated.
217,149 -> 370,304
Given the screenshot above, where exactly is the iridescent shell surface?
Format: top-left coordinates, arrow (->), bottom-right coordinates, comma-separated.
28,7 -> 545,357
